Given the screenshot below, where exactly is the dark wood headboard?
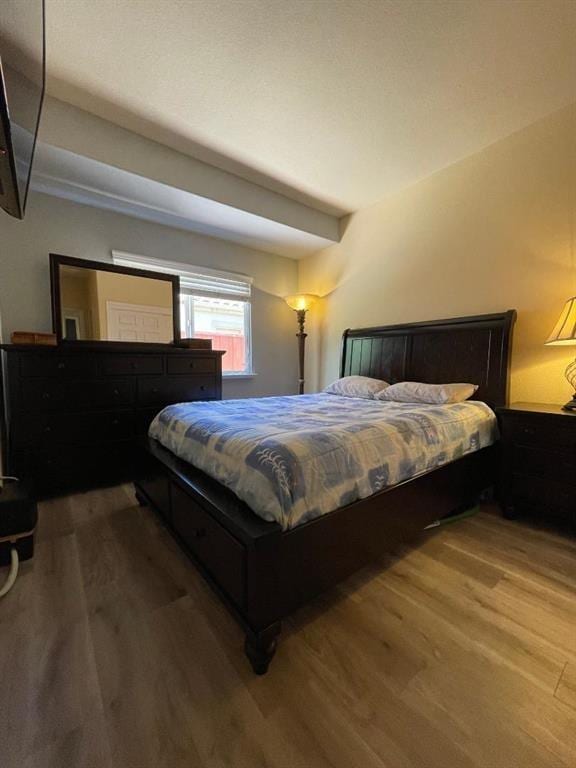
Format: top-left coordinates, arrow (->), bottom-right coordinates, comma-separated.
341,310 -> 516,409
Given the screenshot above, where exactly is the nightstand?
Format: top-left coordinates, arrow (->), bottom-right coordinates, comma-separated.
496,403 -> 576,525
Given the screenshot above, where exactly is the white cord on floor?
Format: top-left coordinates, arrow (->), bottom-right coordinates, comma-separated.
0,548 -> 19,598
0,477 -> 25,596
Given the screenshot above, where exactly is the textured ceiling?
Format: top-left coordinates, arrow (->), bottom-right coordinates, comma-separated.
39,0 -> 576,213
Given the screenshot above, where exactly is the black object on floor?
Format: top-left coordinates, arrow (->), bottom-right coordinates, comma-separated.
0,480 -> 38,567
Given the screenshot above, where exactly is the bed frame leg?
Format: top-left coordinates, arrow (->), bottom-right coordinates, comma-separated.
134,489 -> 147,507
244,622 -> 281,675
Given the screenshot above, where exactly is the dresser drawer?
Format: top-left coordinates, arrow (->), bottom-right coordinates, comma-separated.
20,355 -> 97,378
21,379 -> 135,411
135,408 -> 164,435
502,415 -> 576,451
511,473 -> 575,511
512,445 -> 576,487
137,376 -> 217,406
166,356 -> 216,375
12,441 -> 135,494
509,497 -> 576,526
100,355 -> 163,376
171,482 -> 245,606
14,410 -> 134,447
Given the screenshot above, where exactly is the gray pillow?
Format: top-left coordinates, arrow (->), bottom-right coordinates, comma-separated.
323,375 -> 390,399
375,381 -> 478,404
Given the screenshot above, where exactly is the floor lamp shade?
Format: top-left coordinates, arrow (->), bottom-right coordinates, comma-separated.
284,294 -> 317,312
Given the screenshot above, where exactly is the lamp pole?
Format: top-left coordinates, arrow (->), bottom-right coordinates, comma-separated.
296,309 -> 307,395
284,294 -> 318,395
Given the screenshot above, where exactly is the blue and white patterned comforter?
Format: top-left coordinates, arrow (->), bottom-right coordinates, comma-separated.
149,394 -> 497,530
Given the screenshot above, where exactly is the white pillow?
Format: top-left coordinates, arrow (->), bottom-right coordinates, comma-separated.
376,381 -> 478,404
323,375 -> 390,399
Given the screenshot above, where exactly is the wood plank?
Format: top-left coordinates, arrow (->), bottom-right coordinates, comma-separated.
416,532 -> 505,588
556,663 -> 576,712
380,549 -> 568,692
0,526 -> 109,768
2,492 -> 576,768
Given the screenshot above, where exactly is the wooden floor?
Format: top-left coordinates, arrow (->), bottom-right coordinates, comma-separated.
1,486 -> 576,768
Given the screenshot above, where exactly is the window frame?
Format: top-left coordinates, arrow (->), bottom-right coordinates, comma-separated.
112,251 -> 254,377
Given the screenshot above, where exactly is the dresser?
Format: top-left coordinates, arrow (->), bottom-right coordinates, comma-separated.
496,403 -> 576,526
0,344 -> 224,497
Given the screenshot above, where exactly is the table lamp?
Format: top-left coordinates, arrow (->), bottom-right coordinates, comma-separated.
545,296 -> 576,411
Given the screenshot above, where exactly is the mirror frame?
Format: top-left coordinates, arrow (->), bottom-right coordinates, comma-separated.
50,253 -> 181,346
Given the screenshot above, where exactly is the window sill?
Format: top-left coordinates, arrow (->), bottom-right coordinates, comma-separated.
223,372 -> 258,379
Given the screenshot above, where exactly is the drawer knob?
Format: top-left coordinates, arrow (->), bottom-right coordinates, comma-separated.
200,385 -> 205,391
192,528 -> 206,539
57,362 -> 66,370
130,362 -> 136,369
522,427 -> 535,436
44,426 -> 52,433
189,362 -> 195,368
113,389 -> 120,396
42,392 -> 51,400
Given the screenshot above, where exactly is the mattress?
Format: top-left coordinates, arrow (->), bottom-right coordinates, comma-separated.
149,394 -> 497,531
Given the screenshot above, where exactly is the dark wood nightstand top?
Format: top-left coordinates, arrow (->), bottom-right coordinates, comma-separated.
496,402 -> 576,419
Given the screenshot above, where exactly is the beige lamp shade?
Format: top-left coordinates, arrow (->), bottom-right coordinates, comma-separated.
545,297 -> 576,345
284,294 -> 318,312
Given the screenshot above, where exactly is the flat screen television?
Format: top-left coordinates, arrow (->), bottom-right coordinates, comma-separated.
0,0 -> 45,219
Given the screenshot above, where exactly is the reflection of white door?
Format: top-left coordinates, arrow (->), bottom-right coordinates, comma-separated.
62,307 -> 87,340
106,301 -> 173,342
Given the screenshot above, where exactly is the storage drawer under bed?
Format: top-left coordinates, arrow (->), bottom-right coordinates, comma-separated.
170,481 -> 246,607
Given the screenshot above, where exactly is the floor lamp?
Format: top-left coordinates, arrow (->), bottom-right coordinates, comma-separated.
284,294 -> 318,394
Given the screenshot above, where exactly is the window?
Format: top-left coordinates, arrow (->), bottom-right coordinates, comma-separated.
112,252 -> 253,375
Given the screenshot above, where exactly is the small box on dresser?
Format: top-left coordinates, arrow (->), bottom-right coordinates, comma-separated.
496,403 -> 576,526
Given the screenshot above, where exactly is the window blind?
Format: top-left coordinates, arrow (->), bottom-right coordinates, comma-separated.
112,251 -> 252,301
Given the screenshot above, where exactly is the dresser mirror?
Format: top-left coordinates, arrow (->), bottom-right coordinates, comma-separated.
50,253 -> 180,344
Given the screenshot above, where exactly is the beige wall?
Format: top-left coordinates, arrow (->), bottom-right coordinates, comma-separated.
60,269 -> 94,337
299,103 -> 576,405
0,192 -> 299,398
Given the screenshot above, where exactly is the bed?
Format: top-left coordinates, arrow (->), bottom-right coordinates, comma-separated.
135,310 -> 516,673
149,396 -> 498,530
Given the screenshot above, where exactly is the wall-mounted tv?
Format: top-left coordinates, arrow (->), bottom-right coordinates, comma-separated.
0,0 -> 46,220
